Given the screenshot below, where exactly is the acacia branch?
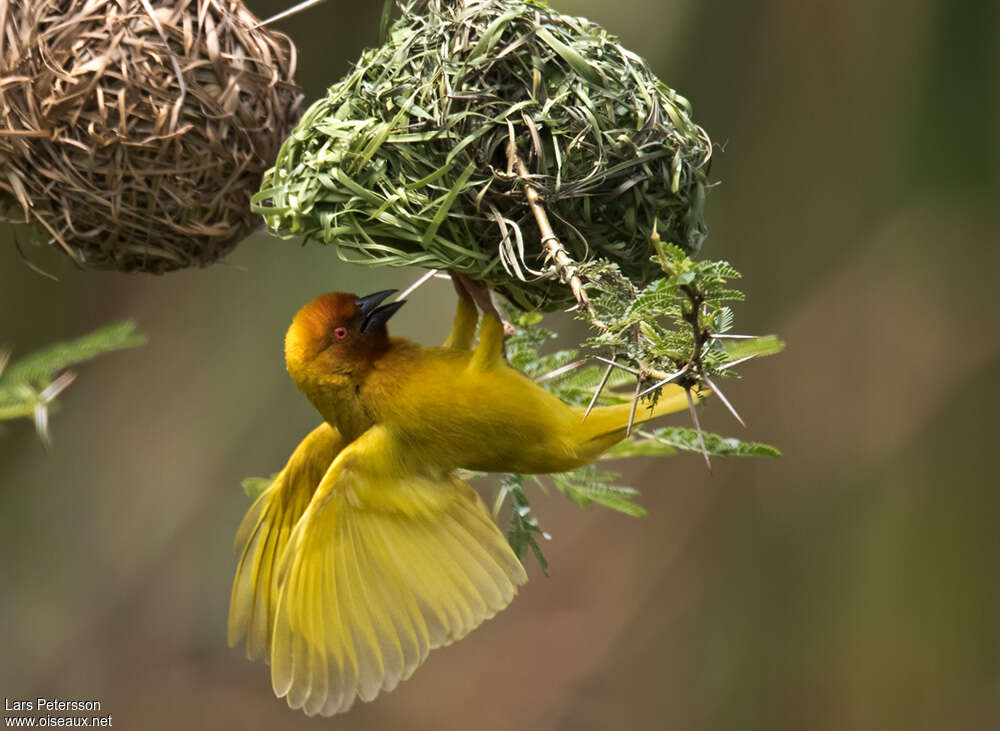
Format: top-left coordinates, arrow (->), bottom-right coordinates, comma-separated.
505,138 -> 597,320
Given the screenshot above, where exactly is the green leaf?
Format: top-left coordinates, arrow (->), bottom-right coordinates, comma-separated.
641,427 -> 782,458
0,320 -> 146,443
551,466 -> 647,517
242,474 -> 277,498
721,334 -> 786,361
495,238 -> 784,557
1,320 -> 146,388
496,474 -> 550,573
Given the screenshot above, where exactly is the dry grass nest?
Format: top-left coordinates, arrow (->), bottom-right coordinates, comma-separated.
0,0 -> 302,273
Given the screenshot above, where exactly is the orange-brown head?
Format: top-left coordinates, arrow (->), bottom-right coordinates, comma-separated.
285,290 -> 405,383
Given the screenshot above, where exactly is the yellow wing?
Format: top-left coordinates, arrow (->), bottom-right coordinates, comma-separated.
270,425 -> 526,716
229,422 -> 345,660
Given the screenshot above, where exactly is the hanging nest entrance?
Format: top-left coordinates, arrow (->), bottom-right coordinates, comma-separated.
0,0 -> 302,273
254,0 -> 711,311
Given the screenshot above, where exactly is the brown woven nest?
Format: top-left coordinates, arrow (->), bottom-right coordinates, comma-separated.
0,0 -> 302,272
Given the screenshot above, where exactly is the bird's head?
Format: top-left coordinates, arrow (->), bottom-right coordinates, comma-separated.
285,290 -> 405,382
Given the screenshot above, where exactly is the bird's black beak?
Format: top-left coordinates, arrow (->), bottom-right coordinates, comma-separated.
356,290 -> 406,333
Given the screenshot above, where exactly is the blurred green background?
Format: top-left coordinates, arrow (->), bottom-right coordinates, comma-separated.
2,0 -> 999,729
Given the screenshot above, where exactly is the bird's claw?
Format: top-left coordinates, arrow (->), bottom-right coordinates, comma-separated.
447,270 -> 512,332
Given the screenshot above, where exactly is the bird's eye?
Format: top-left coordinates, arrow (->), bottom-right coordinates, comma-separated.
333,327 -> 349,340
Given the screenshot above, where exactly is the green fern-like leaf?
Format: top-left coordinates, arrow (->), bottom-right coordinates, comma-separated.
636,427 -> 782,458
496,473 -> 550,573
0,320 -> 146,444
242,474 -> 278,498
551,465 -> 647,517
2,320 -> 146,388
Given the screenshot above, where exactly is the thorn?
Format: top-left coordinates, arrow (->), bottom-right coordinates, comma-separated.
536,359 -> 586,383
583,359 -> 615,421
396,269 -> 438,300
717,353 -> 758,371
39,371 -> 77,403
626,377 -> 642,438
686,388 -> 711,470
637,366 -> 687,397
702,374 -> 746,428
593,355 -> 640,376
492,486 -> 507,519
30,371 -> 77,449
255,0 -> 327,27
0,348 -> 10,377
33,403 -> 50,450
710,333 -> 760,340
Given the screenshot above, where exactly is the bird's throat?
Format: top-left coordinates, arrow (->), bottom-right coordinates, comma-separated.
297,373 -> 374,443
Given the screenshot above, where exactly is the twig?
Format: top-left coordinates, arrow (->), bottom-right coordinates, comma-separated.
680,285 -> 708,374
505,122 -> 597,321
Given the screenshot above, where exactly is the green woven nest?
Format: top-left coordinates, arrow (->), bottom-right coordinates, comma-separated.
255,0 -> 711,310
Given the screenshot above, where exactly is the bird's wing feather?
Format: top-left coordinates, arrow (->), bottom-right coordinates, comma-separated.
270,424 -> 526,716
229,422 -> 345,660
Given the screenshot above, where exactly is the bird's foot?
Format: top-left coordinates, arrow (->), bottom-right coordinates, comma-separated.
447,270 -> 512,333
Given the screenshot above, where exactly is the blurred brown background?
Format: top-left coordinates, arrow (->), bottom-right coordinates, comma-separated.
2,0 -> 998,729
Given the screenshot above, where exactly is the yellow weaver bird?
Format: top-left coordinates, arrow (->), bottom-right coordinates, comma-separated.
230,283 -> 697,715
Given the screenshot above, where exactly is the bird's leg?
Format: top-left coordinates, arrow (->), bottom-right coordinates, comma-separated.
448,271 -> 514,334
442,272 -> 478,350
470,310 -> 506,370
448,271 -> 510,368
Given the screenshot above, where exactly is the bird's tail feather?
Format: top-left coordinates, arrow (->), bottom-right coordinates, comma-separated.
573,384 -> 703,461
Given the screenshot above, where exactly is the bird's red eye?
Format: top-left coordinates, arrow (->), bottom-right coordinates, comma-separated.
333,327 -> 349,340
